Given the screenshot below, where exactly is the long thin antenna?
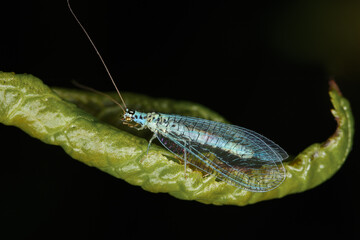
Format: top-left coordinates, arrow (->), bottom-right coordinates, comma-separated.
67,0 -> 127,111
72,80 -> 126,113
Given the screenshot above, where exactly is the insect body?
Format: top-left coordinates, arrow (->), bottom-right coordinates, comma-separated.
67,0 -> 288,192
124,109 -> 288,192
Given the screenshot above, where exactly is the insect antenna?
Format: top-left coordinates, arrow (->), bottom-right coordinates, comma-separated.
72,80 -> 126,113
67,0 -> 127,112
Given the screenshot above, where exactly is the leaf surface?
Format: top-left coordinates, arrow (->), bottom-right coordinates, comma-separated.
0,72 -> 354,206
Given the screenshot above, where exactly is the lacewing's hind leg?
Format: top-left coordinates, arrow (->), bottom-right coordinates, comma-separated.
183,143 -> 187,179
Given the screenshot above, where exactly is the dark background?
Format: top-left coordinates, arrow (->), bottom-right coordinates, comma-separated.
0,0 -> 358,239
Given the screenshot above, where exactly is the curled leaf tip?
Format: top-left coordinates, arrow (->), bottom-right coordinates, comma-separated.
329,78 -> 342,96
0,72 -> 354,206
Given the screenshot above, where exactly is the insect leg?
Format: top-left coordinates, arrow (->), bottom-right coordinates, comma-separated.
181,141 -> 191,179
183,145 -> 187,179
134,125 -> 146,130
147,132 -> 158,155
140,132 -> 157,163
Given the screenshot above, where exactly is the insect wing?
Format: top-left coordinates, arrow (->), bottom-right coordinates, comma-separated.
157,132 -> 219,178
231,124 -> 288,161
182,116 -> 288,162
157,116 -> 287,192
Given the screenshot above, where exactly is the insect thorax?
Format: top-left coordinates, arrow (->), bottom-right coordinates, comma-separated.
125,111 -> 166,130
145,112 -> 168,132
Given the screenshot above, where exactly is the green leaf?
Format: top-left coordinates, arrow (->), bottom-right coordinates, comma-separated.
0,71 -> 354,206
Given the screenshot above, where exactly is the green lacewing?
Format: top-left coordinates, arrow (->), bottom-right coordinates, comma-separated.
67,0 -> 288,191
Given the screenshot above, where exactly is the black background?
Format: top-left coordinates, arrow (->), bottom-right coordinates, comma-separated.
0,0 -> 358,239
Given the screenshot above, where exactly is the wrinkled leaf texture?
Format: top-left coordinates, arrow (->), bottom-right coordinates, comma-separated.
0,72 -> 354,206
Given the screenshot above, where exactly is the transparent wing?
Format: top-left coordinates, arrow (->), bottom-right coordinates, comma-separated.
156,115 -> 287,192
178,115 -> 288,161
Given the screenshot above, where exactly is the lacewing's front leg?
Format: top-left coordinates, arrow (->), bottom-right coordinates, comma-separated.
134,125 -> 146,130
123,122 -> 145,130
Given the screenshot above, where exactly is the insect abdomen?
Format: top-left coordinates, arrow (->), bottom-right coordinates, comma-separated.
164,115 -> 254,158
154,114 -> 286,191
